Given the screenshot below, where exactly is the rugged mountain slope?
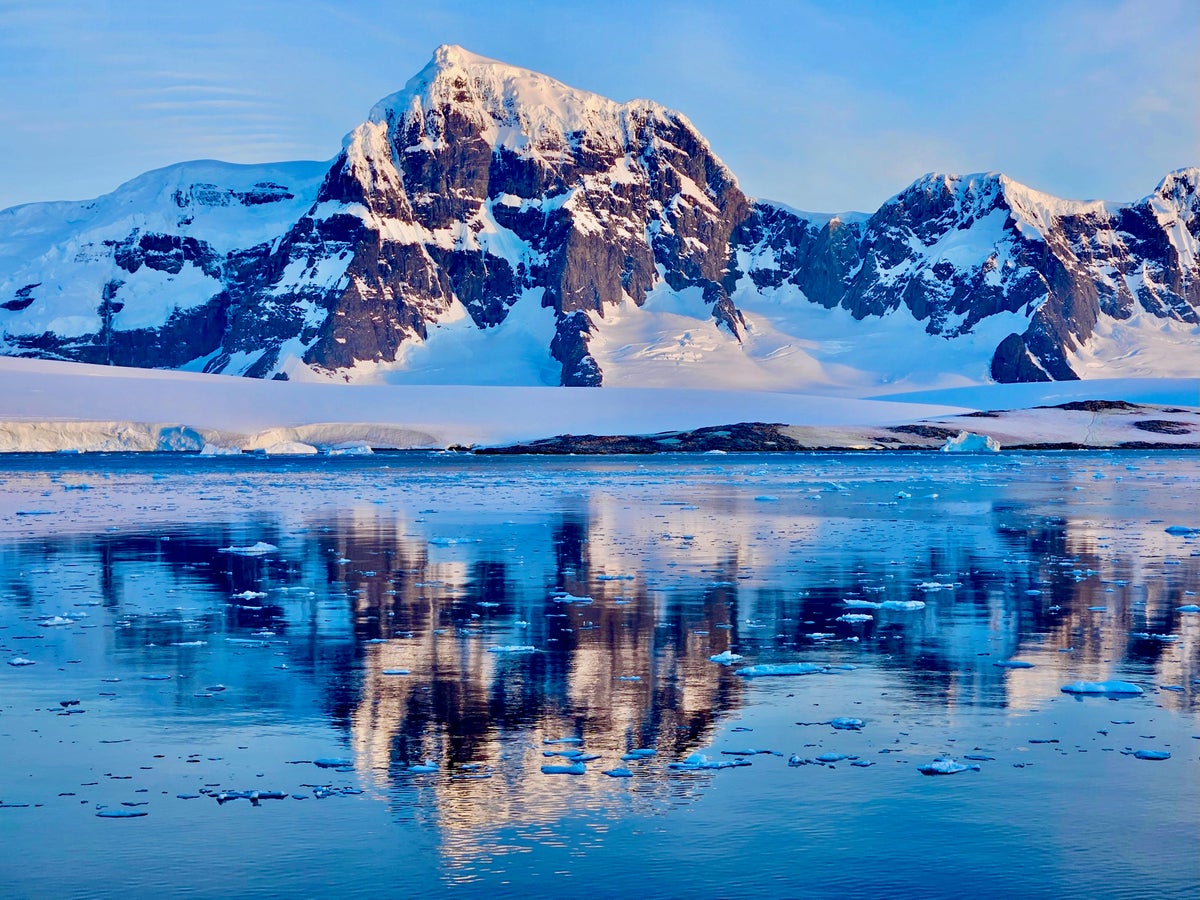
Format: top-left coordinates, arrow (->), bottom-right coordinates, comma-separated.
736,169 -> 1200,382
1,45 -> 1197,388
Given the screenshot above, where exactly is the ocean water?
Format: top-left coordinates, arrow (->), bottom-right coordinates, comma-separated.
0,452 -> 1196,899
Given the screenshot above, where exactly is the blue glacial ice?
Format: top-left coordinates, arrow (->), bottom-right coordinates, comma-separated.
1060,680 -> 1144,696
734,663 -> 829,678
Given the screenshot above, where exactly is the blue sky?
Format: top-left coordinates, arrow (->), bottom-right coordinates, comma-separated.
0,0 -> 1195,212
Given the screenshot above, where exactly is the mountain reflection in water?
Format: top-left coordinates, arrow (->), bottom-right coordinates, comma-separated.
0,453 -> 1196,898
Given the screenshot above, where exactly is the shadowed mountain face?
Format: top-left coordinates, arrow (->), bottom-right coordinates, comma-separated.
1,46 -> 1196,386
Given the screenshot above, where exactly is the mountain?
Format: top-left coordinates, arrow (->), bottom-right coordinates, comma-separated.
1,45 -> 1197,389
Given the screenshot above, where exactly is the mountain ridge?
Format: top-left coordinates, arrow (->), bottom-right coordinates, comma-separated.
1,45 -> 1196,388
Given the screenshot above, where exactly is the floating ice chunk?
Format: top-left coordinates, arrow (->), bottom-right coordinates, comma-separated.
617,675 -> 642,681
7,658 -> 36,667
1060,680 -> 1143,696
1133,749 -> 1171,760
232,591 -> 267,600
754,495 -> 778,502
993,660 -> 1036,669
668,753 -> 749,771
917,757 -> 980,775
620,748 -> 657,760
816,753 -> 849,763
312,758 -> 353,769
1175,604 -> 1200,614
96,809 -> 148,818
552,592 -> 593,604
541,763 -> 586,775
603,767 -> 634,777
219,542 -> 278,556
544,737 -> 584,745
734,663 -> 828,678
829,717 -> 865,730
843,599 -> 882,609
261,441 -> 318,455
381,669 -> 410,676
327,442 -> 373,456
895,491 -> 911,500
407,760 -> 438,773
171,641 -> 206,647
200,443 -> 241,456
837,614 -> 873,624
487,645 -> 537,654
709,651 -> 744,665
879,600 -> 926,611
38,616 -> 75,627
141,674 -> 171,681
1164,526 -> 1199,536
940,431 -> 1000,453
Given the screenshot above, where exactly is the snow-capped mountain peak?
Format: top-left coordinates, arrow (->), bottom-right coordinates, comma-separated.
0,48 -> 1196,389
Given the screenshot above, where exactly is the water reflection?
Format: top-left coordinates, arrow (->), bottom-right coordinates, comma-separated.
0,453 -> 1197,893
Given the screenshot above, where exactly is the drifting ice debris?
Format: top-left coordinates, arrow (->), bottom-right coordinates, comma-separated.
993,660 -> 1036,669
1177,605 -> 1200,613
829,717 -> 865,730
232,591 -> 267,600
940,431 -> 1001,453
837,614 -> 873,624
843,599 -> 882,609
620,749 -> 657,760
1164,526 -> 1199,536
7,658 -> 35,667
552,591 -> 593,604
815,753 -> 850,763
788,755 -> 804,767
219,542 -> 278,556
879,600 -> 926,611
38,616 -> 74,627
408,760 -> 438,773
215,790 -> 288,806
1060,680 -> 1144,696
381,669 -> 410,676
312,758 -> 354,769
709,651 -> 744,665
541,763 -> 586,775
734,663 -> 829,678
1132,750 -> 1171,760
603,767 -> 634,777
917,757 -> 980,776
96,809 -> 148,818
668,753 -> 750,771
487,645 -> 537,654
544,737 -> 584,745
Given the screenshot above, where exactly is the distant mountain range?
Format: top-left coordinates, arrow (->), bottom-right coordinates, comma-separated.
1,45 -> 1196,389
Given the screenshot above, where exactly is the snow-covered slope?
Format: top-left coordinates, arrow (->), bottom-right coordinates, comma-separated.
1,46 -> 1197,389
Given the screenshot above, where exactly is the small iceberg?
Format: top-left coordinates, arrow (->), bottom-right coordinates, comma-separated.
734,663 -> 828,678
993,660 -> 1036,669
312,758 -> 353,769
709,651 -> 744,665
668,753 -> 750,771
7,657 -> 36,667
381,669 -> 410,676
1060,680 -> 1144,696
940,431 -> 1000,453
836,614 -> 873,624
917,757 -> 980,776
219,542 -> 279,556
1176,605 -> 1200,613
38,616 -> 75,627
829,717 -> 865,731
879,600 -> 926,611
1132,749 -> 1171,761
541,763 -> 586,775
407,760 -> 438,773
602,767 -> 634,778
487,645 -> 537,654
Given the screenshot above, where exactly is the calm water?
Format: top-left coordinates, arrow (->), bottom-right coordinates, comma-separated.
0,452 -> 1197,899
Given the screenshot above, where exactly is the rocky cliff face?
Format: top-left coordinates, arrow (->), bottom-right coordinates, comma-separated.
736,170 -> 1200,382
1,46 -> 1196,387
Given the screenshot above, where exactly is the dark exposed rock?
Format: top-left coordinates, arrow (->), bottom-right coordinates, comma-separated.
887,424 -> 960,439
1132,419 -> 1192,434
